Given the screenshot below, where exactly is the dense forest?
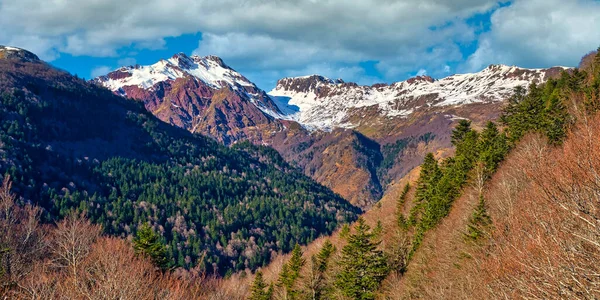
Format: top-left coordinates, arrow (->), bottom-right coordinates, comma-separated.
0,54 -> 359,276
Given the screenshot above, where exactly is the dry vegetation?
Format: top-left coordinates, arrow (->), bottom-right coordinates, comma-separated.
0,175 -> 248,300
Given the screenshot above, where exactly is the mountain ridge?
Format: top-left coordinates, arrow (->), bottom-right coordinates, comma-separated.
92,51 -> 569,207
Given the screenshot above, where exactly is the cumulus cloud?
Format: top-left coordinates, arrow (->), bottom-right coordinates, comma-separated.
2,0 -> 597,88
464,0 -> 600,72
0,0 -> 497,81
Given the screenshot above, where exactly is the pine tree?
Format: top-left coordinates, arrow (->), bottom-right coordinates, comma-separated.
397,183 -> 410,230
451,119 -> 472,146
305,240 -> 335,300
478,121 -> 508,175
133,223 -> 168,270
250,271 -> 272,300
288,244 -> 305,280
335,218 -> 389,300
277,244 -> 305,299
463,194 -> 492,242
315,240 -> 335,273
415,153 -> 440,203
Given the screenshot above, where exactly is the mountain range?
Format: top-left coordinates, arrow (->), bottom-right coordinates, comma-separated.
95,52 -> 566,206
0,45 -> 359,273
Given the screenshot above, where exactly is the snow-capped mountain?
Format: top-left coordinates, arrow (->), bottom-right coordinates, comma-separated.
94,53 -> 568,207
268,65 -> 568,130
98,53 -> 255,91
95,53 -> 285,145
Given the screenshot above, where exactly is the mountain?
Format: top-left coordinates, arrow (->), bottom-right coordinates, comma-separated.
95,54 -> 567,207
0,45 -> 359,274
95,53 -> 289,145
217,49 -> 600,299
269,65 -> 566,130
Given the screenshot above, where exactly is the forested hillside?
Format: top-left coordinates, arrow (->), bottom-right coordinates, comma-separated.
0,49 -> 359,276
220,49 -> 600,299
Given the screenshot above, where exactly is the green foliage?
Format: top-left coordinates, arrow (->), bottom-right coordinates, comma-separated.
477,122 -> 509,176
451,119 -> 472,146
463,194 -> 492,243
304,240 -> 336,300
277,244 -> 305,299
0,64 -> 360,275
501,74 -> 576,145
408,120 -> 508,258
316,240 -> 335,273
339,224 -> 350,239
133,224 -> 168,270
250,271 -> 273,300
336,218 -> 389,300
397,183 -> 411,230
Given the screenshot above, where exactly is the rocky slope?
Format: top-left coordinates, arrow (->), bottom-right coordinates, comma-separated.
269,65 -> 566,130
95,55 -> 567,207
94,53 -> 288,145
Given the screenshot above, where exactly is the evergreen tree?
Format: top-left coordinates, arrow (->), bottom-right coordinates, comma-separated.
464,194 -> 492,242
335,218 -> 389,300
397,183 -> 410,230
304,240 -> 335,300
315,240 -> 335,273
477,121 -> 509,175
276,244 -> 305,299
250,271 -> 272,300
451,119 -> 472,146
133,224 -> 168,270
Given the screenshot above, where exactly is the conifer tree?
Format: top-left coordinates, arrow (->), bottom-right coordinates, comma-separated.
250,271 -> 272,300
133,223 -> 168,270
464,194 -> 492,242
397,183 -> 410,230
478,121 -> 509,174
335,218 -> 389,300
277,244 -> 305,299
451,119 -> 472,146
305,240 -> 335,300
315,240 -> 334,273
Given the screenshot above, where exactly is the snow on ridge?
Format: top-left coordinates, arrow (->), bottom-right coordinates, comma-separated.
97,53 -> 256,93
0,46 -> 23,52
268,65 -> 562,130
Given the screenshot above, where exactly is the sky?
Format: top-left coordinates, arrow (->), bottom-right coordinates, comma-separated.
1,0 -> 599,90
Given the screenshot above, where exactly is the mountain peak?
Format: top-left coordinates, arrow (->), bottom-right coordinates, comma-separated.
274,75 -> 345,94
0,45 -> 40,62
96,53 -> 255,91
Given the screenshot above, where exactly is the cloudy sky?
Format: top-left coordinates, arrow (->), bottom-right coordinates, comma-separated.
1,0 -> 599,89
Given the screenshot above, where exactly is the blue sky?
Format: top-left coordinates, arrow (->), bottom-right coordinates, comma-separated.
2,0 -> 599,90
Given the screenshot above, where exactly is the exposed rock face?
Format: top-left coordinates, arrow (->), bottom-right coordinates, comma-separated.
268,64 -> 568,130
95,53 -> 284,145
95,54 -> 568,207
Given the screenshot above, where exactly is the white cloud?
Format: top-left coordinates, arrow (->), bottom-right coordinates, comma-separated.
416,69 -> 428,76
3,0 -> 598,88
90,66 -> 112,78
464,0 -> 600,72
0,0 -> 497,78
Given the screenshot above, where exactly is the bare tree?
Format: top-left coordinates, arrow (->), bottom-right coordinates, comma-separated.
49,212 -> 101,282
0,176 -> 46,296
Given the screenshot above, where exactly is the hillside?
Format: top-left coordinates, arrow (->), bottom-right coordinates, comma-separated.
219,49 -> 600,299
0,45 -> 359,275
